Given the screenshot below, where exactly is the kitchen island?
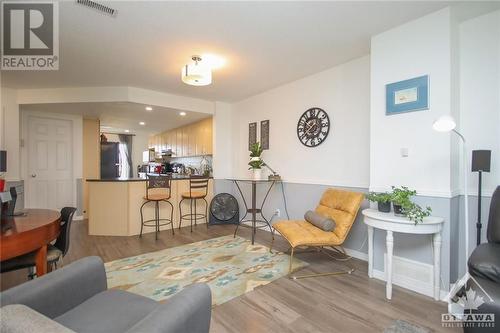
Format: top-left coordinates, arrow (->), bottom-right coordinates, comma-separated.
87,177 -> 213,236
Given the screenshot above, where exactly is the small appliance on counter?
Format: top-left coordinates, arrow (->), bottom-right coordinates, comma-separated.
162,163 -> 173,174
172,163 -> 185,174
137,164 -> 148,177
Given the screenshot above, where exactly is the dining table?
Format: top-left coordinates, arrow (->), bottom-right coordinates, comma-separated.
1,209 -> 61,276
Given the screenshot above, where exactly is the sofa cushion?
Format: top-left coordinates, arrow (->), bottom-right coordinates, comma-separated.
54,290 -> 157,333
1,304 -> 75,333
468,243 -> 500,283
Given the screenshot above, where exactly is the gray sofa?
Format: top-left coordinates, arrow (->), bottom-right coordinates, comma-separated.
0,256 -> 212,333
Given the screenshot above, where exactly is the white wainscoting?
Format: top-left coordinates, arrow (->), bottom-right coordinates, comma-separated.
345,247 -> 448,300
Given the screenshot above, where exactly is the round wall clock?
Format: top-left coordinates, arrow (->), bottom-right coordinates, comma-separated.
296,107 -> 330,147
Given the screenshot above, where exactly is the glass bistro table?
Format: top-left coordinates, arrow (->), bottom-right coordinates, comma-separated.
227,178 -> 277,245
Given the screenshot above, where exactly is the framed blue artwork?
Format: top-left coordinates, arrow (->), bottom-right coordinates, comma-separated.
386,75 -> 429,115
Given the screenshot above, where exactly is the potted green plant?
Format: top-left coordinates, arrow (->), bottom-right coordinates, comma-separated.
366,192 -> 392,213
390,186 -> 416,216
402,202 -> 432,225
248,142 -> 264,179
390,186 -> 432,224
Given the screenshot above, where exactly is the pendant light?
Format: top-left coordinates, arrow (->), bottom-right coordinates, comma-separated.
181,56 -> 212,86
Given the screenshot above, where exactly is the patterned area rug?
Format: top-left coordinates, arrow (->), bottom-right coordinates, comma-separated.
105,235 -> 307,306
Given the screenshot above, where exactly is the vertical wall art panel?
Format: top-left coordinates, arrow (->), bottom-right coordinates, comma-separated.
248,122 -> 257,150
260,120 -> 269,150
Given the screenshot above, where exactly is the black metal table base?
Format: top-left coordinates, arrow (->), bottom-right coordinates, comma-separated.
231,179 -> 276,245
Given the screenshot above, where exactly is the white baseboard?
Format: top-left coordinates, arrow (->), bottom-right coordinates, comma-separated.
344,247 -> 368,261
371,254 -> 448,300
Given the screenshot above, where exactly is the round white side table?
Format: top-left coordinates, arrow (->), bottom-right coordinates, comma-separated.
362,208 -> 444,300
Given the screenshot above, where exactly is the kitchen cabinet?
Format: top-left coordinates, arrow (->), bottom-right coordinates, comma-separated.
187,124 -> 196,156
202,117 -> 213,154
161,132 -> 168,152
148,117 -> 213,158
168,130 -> 175,154
182,126 -> 189,156
195,121 -> 204,155
154,135 -> 161,156
176,128 -> 183,157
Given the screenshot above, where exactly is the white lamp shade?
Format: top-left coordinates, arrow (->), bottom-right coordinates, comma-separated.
181,63 -> 212,86
432,115 -> 456,132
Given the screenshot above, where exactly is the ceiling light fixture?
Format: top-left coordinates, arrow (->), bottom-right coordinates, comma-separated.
179,112 -> 187,116
202,54 -> 225,69
181,55 -> 212,86
139,122 -> 145,126
145,106 -> 153,111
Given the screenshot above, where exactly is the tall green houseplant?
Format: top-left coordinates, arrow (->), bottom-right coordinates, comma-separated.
248,142 -> 264,169
248,142 -> 264,179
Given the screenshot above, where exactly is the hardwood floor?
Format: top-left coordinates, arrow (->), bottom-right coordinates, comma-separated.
1,220 -> 458,333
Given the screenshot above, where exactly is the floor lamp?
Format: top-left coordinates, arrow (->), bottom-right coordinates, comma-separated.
471,150 -> 491,245
432,115 -> 471,304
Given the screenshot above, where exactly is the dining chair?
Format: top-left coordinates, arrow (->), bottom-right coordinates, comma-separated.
0,207 -> 77,278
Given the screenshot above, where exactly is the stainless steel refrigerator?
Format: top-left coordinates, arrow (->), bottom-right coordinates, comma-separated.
100,142 -> 120,179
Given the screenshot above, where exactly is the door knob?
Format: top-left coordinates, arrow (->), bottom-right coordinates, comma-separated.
31,174 -> 36,178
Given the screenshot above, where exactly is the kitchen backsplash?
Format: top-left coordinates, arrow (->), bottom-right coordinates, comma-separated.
167,155 -> 212,173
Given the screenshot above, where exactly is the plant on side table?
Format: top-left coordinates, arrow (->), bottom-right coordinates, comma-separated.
391,186 -> 432,224
248,142 -> 264,179
390,186 -> 416,216
366,192 -> 392,212
402,202 -> 432,225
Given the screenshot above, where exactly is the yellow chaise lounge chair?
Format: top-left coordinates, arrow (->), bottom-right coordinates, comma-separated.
272,188 -> 364,279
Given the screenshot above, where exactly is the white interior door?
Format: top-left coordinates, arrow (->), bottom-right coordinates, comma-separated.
27,116 -> 73,210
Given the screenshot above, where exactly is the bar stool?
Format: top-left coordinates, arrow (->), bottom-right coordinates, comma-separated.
179,177 -> 209,232
140,175 -> 175,240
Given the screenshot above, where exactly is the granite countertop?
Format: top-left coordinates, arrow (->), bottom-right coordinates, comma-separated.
87,175 -> 213,182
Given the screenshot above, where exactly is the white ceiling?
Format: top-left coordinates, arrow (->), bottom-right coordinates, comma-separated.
21,102 -> 210,134
2,1 -> 453,102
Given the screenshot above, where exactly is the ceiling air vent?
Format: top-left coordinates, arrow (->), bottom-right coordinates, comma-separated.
76,0 -> 117,17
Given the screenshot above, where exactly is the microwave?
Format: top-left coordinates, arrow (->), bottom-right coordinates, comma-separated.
142,149 -> 156,163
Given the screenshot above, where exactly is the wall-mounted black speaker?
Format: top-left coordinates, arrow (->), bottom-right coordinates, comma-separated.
472,150 -> 491,172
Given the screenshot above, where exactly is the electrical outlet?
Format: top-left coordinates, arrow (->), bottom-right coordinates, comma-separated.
275,209 -> 281,217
